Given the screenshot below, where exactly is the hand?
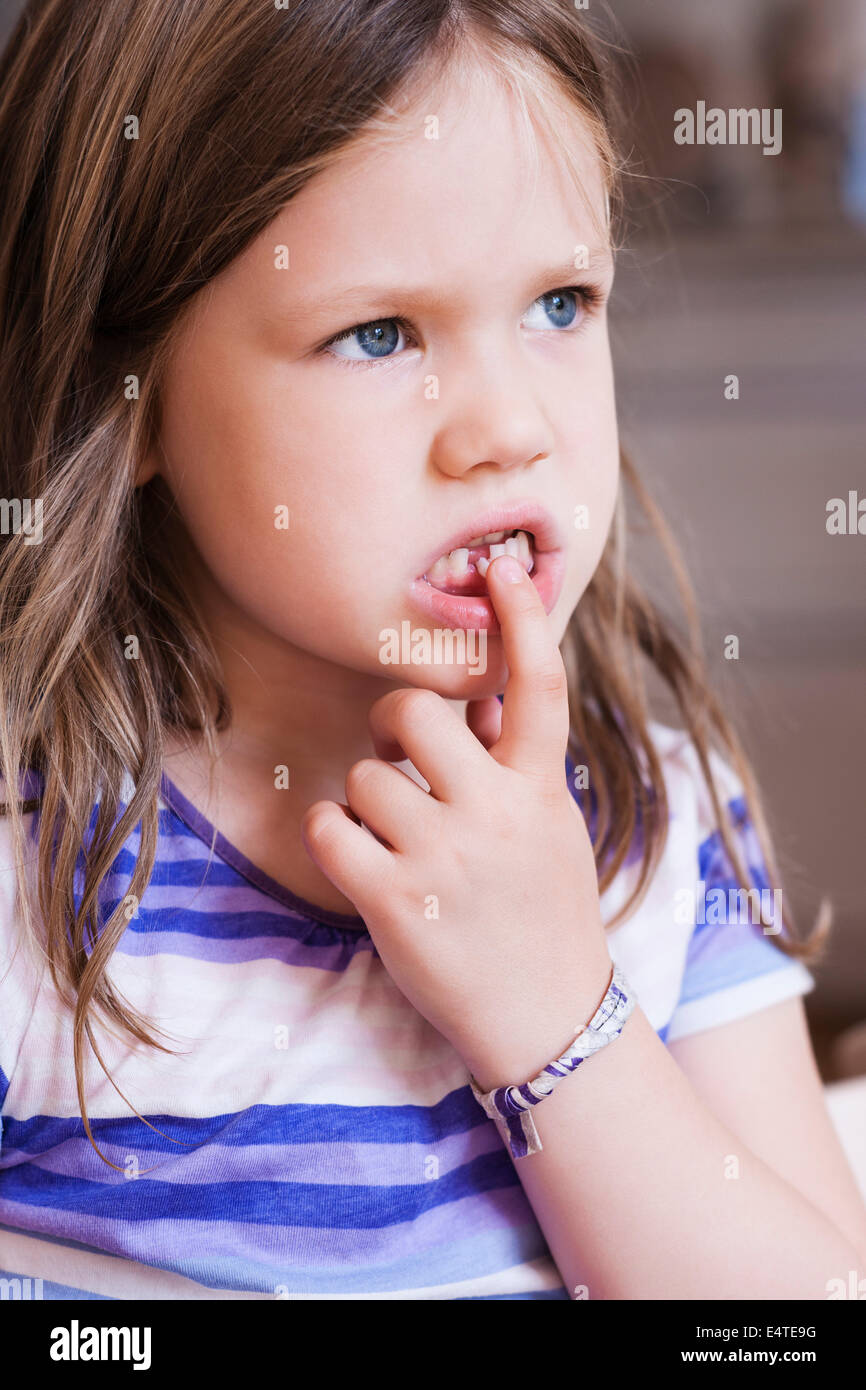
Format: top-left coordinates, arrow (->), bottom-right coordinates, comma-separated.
300,553 -> 614,1091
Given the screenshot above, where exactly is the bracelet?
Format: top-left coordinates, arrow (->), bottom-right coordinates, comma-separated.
467,961 -> 635,1159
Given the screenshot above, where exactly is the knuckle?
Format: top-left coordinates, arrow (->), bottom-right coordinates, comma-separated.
346,758 -> 379,793
303,805 -> 337,844
521,761 -> 560,802
393,687 -> 442,729
535,658 -> 568,699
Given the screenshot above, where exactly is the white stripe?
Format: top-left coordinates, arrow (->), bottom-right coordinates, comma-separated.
6,950 -> 472,1118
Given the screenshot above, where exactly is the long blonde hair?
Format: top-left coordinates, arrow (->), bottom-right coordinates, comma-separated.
0,0 -> 830,1166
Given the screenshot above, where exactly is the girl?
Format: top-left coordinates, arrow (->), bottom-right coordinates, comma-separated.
0,0 -> 864,1301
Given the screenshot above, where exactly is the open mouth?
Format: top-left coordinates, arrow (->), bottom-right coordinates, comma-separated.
408,504 -> 567,632
421,529 -> 535,596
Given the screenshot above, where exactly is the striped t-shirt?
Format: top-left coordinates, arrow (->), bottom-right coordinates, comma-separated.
0,720 -> 814,1300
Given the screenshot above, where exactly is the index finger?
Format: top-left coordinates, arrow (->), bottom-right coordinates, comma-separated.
483,552 -> 571,783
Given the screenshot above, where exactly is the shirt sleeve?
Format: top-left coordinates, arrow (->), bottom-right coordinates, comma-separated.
664,751 -> 816,1044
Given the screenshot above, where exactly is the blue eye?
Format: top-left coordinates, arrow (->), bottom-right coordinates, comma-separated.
524,288 -> 580,330
320,284 -> 602,369
324,318 -> 406,363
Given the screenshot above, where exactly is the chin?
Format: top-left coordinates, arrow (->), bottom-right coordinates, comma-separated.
387,654 -> 508,698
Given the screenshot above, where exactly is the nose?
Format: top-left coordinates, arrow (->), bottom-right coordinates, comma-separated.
429,347 -> 555,479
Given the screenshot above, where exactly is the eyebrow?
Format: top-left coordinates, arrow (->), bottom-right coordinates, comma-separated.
278,251 -> 615,321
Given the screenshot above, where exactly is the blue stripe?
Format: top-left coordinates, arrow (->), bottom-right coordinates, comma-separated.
0,1218 -> 135,1260
102,900 -> 370,952
677,796 -> 807,1005
109,925 -> 373,969
697,794 -> 764,885
2,1087 -> 485,1153
0,1147 -> 514,1226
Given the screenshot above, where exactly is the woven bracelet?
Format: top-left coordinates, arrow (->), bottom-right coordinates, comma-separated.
468,961 -> 636,1159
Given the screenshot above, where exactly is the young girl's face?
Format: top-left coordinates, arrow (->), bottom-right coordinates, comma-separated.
148,55 -> 618,699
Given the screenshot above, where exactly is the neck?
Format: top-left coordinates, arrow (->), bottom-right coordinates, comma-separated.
159,561 -> 467,915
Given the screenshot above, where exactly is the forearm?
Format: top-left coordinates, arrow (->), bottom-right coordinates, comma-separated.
470,1000 -> 862,1300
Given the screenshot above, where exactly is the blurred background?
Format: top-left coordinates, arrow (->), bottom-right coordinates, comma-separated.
591,0 -> 866,1121
1,0 -> 863,1153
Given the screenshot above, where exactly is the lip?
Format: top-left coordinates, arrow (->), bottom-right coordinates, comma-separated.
409,499 -> 568,634
409,549 -> 566,633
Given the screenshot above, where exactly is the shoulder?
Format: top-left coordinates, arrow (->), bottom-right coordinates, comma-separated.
594,715 -> 732,905
626,717 -> 764,879
636,717 -> 742,825
590,719 -> 814,1043
588,719 -> 711,1033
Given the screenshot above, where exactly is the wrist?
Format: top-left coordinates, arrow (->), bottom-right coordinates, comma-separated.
461,945 -> 615,1094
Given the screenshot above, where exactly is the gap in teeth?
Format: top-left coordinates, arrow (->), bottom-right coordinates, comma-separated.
426,529 -> 535,583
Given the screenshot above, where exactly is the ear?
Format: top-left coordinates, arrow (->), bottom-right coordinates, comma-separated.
134,401 -> 164,486
134,447 -> 160,487
133,366 -> 168,488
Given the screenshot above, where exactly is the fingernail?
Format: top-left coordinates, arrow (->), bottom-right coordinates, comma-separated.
491,554 -> 524,583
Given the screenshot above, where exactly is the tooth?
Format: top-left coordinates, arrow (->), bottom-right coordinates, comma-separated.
517,530 -> 535,574
428,528 -> 535,584
426,554 -> 451,584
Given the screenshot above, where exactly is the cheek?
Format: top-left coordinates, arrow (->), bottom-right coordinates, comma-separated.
569,362 -> 619,489
164,346 -> 399,548
156,358 -> 405,656
559,354 -> 620,592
